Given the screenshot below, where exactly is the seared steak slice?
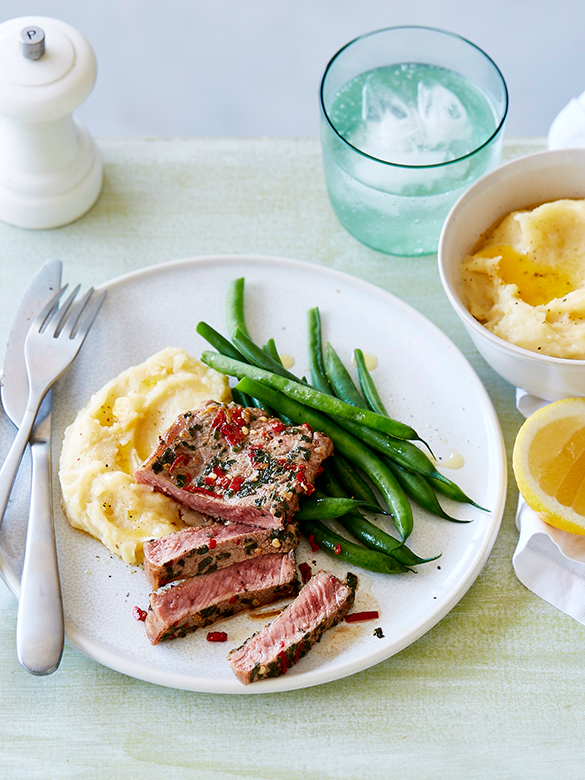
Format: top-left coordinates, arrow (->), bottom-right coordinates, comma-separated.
144,552 -> 298,644
135,401 -> 333,529
143,521 -> 299,589
227,570 -> 357,685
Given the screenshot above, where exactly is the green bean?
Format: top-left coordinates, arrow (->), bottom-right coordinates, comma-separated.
318,470 -> 438,566
325,342 -> 367,408
335,415 -> 440,477
322,361 -> 463,515
235,376 -> 414,539
201,351 -> 419,441
226,277 -> 250,339
263,338 -> 281,363
231,328 -> 300,382
354,348 -> 389,416
320,341 -> 475,519
307,308 -> 334,395
230,387 -> 253,408
427,473 -> 487,511
196,322 -> 278,414
308,328 -> 443,511
305,338 -> 438,477
300,519 -> 411,574
355,345 -> 484,511
196,321 -> 246,362
341,513 -> 438,566
385,458 -> 470,523
321,344 -> 442,493
324,342 -> 433,459
328,454 -> 379,506
296,496 -> 387,521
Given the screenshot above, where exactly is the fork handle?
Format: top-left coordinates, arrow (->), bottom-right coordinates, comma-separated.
17,436 -> 64,675
0,402 -> 40,526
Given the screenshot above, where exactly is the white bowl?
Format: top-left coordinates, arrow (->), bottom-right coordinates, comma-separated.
438,148 -> 585,402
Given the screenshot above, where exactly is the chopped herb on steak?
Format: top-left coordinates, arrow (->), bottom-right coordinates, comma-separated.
143,520 -> 300,589
227,569 -> 356,685
135,401 -> 334,529
144,552 -> 299,644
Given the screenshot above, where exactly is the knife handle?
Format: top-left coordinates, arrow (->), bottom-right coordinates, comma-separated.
16,436 -> 64,675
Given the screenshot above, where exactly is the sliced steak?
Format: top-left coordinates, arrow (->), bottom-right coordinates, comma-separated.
227,569 -> 357,685
144,552 -> 298,644
143,520 -> 299,589
135,401 -> 333,529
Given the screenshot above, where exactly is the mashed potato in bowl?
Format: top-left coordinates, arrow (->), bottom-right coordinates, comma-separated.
460,199 -> 585,359
59,347 -> 231,564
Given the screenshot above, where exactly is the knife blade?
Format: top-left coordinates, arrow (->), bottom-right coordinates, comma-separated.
1,258 -> 65,675
1,260 -> 62,423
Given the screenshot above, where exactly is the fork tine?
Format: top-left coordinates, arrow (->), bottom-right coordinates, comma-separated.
33,285 -> 68,331
71,290 -> 107,341
48,284 -> 81,337
61,286 -> 94,338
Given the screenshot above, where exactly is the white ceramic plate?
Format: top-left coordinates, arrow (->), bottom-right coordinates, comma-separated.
0,255 -> 506,694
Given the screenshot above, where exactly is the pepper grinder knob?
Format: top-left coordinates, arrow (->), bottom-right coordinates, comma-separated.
0,16 -> 102,229
20,26 -> 45,61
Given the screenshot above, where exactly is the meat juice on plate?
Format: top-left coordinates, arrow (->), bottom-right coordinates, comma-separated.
321,64 -> 502,256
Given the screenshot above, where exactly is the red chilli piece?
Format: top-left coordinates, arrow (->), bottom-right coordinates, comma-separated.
211,408 -> 227,429
333,544 -> 342,556
298,562 -> 312,584
248,444 -> 264,462
229,475 -> 245,492
207,631 -> 228,642
345,611 -> 380,623
293,640 -> 306,665
133,606 -> 148,622
169,453 -> 190,473
277,650 -> 290,674
296,470 -> 315,495
211,407 -> 244,446
307,534 -> 320,553
222,424 -> 243,447
183,484 -> 216,496
208,538 -> 217,550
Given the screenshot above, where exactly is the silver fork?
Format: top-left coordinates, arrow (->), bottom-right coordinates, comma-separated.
0,284 -> 106,527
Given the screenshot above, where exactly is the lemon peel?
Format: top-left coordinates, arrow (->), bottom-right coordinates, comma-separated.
513,397 -> 585,535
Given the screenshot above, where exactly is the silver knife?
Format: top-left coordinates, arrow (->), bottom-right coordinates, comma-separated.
1,259 -> 65,675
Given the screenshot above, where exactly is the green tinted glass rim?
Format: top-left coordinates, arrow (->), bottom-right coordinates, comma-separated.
319,25 -> 509,170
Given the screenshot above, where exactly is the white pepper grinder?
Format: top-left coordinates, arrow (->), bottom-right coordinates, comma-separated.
0,16 -> 102,229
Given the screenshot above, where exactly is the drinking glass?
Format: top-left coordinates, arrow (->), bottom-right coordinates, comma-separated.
319,26 -> 508,257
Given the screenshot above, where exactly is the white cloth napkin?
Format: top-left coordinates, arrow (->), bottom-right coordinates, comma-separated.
548,89 -> 585,149
512,389 -> 585,623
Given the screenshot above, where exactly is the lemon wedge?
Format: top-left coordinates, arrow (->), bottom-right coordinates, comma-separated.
513,398 -> 585,535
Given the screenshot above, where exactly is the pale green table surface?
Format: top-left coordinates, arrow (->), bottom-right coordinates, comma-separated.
1,136 -> 579,780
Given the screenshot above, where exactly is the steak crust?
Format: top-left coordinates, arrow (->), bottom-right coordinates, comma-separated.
135,401 -> 333,529
143,521 -> 299,589
227,570 -> 357,685
144,552 -> 299,644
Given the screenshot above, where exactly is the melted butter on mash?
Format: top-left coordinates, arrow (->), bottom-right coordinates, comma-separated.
59,347 -> 231,564
460,199 -> 585,358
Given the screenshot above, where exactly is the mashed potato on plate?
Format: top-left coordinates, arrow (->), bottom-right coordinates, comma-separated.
59,347 -> 231,564
460,199 -> 585,359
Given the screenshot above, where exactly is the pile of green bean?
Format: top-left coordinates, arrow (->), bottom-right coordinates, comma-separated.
197,278 -> 484,575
